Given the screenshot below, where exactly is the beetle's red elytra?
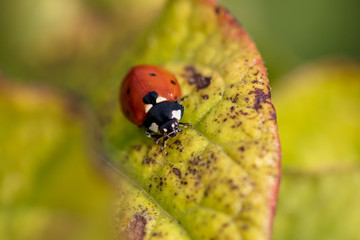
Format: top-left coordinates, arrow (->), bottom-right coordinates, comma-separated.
120,65 -> 190,150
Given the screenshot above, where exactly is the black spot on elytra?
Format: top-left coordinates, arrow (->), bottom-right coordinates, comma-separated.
124,214 -> 147,240
126,110 -> 130,116
150,73 -> 156,76
249,88 -> 271,110
183,66 -> 212,90
127,88 -> 130,94
170,80 -> 176,85
143,91 -> 158,105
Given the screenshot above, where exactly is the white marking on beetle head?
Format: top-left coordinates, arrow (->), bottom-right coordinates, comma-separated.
156,96 -> 167,104
163,128 -> 167,133
145,104 -> 153,113
171,123 -> 175,128
149,122 -> 159,133
172,110 -> 182,121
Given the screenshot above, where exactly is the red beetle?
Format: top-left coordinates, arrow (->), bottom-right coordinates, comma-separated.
120,65 -> 189,149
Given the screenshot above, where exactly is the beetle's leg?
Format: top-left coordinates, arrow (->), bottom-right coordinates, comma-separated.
155,136 -> 164,145
160,136 -> 169,152
177,96 -> 188,104
179,122 -> 192,127
146,130 -> 162,139
146,129 -> 153,138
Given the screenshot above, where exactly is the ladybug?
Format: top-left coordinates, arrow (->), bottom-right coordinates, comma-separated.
120,65 -> 190,150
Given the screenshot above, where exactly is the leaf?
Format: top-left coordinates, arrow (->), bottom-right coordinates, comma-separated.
272,59 -> 360,240
103,0 -> 281,239
0,78 -> 112,240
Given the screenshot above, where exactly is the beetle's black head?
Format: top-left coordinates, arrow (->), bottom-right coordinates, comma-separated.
159,119 -> 180,138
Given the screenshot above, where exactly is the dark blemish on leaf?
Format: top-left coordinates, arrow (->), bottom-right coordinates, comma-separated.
270,111 -> 277,120
142,157 -> 156,165
254,70 -> 260,76
215,6 -> 221,15
238,146 -> 245,152
239,110 -> 248,116
202,94 -> 209,100
171,80 -> 176,85
172,168 -> 182,179
222,223 -> 230,229
134,145 -> 142,152
184,66 -> 212,90
231,93 -> 239,103
126,110 -> 130,116
249,88 -> 271,110
152,233 -> 162,237
187,167 -> 197,175
190,156 -> 201,165
245,97 -> 249,102
149,184 -> 152,189
204,187 -> 210,197
124,214 -> 147,240
127,88 -> 130,94
181,181 -> 188,185
150,73 -> 156,76
223,118 -> 227,122
230,106 -> 235,112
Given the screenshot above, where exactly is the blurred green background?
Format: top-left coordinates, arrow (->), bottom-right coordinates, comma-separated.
1,0 -> 360,239
1,0 -> 359,83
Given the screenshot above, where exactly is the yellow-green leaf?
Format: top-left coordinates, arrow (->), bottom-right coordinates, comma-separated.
273,59 -> 360,240
104,0 -> 281,239
0,78 -> 112,240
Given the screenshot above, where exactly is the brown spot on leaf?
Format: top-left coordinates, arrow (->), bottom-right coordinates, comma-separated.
134,145 -> 142,152
173,168 -> 182,179
270,111 -> 277,120
142,157 -> 156,165
184,66 -> 212,90
249,88 -> 271,110
214,6 -> 221,15
239,110 -> 248,116
202,94 -> 209,100
231,93 -> 239,103
124,214 -> 147,240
